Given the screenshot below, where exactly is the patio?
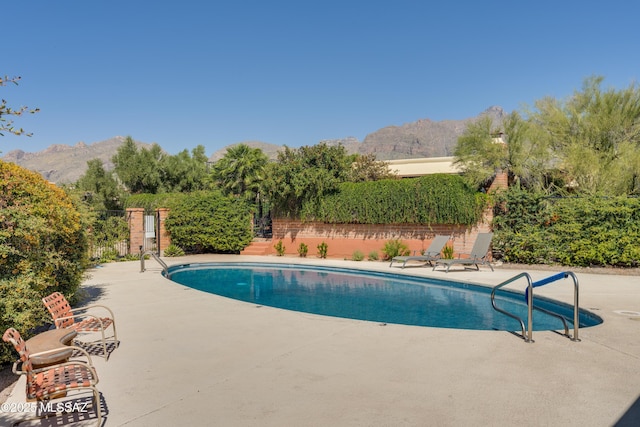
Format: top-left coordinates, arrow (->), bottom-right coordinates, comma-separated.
2,255 -> 639,426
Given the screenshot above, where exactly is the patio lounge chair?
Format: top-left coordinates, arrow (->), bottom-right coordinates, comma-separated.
433,232 -> 494,272
390,235 -> 450,268
2,327 -> 102,426
42,291 -> 118,360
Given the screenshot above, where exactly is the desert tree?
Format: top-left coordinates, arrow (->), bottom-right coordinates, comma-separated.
531,76 -> 640,195
347,153 -> 397,182
0,75 -> 39,138
454,111 -> 553,192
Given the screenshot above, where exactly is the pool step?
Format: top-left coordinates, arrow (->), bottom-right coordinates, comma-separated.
241,241 -> 272,256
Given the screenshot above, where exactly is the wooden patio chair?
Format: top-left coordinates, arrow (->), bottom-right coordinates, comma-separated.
42,291 -> 118,360
2,328 -> 101,426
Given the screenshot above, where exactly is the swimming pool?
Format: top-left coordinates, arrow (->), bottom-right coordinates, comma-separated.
165,262 -> 603,331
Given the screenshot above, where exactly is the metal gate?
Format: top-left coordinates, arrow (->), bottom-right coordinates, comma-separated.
89,210 -> 130,260
143,213 -> 157,253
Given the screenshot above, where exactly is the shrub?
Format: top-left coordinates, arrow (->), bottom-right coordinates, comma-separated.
493,189 -> 640,267
0,161 -> 89,363
164,191 -> 253,253
98,248 -> 119,263
367,250 -> 379,261
297,242 -> 308,257
351,250 -> 365,261
88,214 -> 129,262
302,174 -> 487,225
317,241 -> 328,258
164,244 -> 185,257
381,239 -> 410,261
274,240 -> 286,256
119,253 -> 141,262
442,245 -> 454,259
125,192 -> 187,212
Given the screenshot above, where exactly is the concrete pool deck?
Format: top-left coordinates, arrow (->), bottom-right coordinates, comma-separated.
2,255 -> 639,426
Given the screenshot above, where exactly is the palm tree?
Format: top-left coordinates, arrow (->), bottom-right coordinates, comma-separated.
210,144 -> 268,201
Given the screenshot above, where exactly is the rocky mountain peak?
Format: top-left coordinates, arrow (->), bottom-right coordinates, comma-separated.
3,107 -> 508,182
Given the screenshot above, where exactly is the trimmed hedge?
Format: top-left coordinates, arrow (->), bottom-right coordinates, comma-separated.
302,174 -> 487,225
125,192 -> 187,213
0,160 -> 89,363
163,191 -> 253,253
493,189 -> 640,267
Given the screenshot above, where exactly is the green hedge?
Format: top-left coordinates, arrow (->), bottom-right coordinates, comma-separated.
301,174 -> 487,225
163,191 -> 253,253
125,193 -> 187,213
493,189 -> 640,267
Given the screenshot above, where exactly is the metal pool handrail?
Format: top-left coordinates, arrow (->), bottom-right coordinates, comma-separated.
491,271 -> 580,343
140,250 -> 169,277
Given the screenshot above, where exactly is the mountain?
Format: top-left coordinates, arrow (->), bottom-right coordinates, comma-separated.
357,106 -> 506,160
1,107 -> 507,183
1,137 -> 151,184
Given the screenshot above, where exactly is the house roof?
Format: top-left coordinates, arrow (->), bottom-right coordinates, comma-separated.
386,157 -> 462,178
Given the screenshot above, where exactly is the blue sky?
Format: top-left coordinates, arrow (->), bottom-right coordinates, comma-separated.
2,1 -> 639,156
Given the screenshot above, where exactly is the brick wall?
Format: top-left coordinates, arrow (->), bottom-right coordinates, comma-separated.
156,208 -> 171,253
127,208 -> 172,255
126,208 -> 145,254
270,217 -> 492,259
266,172 -> 506,259
134,180 -> 503,260
489,170 -> 509,193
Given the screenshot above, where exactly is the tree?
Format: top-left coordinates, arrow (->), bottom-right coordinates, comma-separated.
262,143 -> 351,216
112,136 -> 164,194
209,144 -> 268,200
0,75 -> 39,138
453,115 -> 509,190
347,153 -> 398,182
531,76 -> 640,195
113,138 -> 211,194
160,145 -> 209,193
453,112 -> 551,190
455,76 -> 640,196
75,159 -> 124,210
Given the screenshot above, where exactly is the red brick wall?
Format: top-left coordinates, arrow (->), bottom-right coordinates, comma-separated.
489,170 -> 509,193
126,208 -> 145,254
266,173 -> 502,259
132,203 -> 494,260
269,216 -> 492,259
156,208 -> 171,252
127,208 -> 172,255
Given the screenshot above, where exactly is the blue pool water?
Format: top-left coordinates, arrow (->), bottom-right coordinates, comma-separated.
166,262 -> 603,331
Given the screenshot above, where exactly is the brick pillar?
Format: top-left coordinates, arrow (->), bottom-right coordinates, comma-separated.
489,169 -> 509,192
156,208 -> 171,253
127,208 -> 145,255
